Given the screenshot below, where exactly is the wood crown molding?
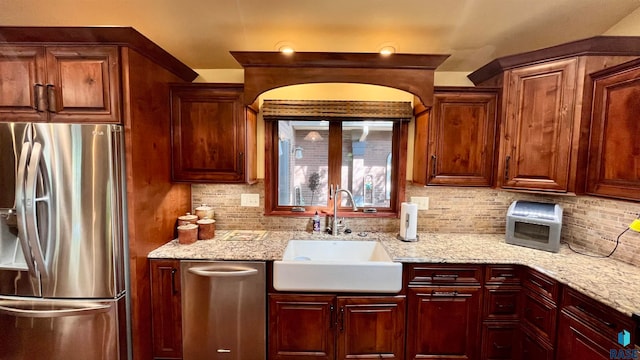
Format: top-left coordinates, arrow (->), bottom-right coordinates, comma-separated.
230,51 -> 450,107
468,36 -> 640,85
0,26 -> 198,82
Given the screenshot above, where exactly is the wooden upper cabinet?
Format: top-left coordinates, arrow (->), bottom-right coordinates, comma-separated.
45,46 -> 120,123
0,46 -> 46,121
413,87 -> 498,186
170,84 -> 257,183
499,58 -> 578,192
469,37 -> 640,195
0,45 -> 120,123
587,58 -> 640,201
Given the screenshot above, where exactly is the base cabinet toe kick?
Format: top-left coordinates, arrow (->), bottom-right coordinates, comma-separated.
149,260 -> 638,360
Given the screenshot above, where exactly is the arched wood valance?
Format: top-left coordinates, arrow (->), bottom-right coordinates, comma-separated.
230,51 -> 449,107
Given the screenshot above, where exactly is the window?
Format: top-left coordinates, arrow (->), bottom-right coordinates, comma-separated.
264,101 -> 410,217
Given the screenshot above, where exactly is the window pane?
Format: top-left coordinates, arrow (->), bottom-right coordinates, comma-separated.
341,121 -> 393,207
277,120 -> 329,207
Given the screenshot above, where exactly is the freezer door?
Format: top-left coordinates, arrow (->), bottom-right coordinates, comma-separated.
0,122 -> 41,297
181,261 -> 266,360
33,123 -> 126,299
0,295 -> 127,360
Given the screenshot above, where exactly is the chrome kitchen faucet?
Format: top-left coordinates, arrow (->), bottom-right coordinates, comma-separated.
330,184 -> 358,235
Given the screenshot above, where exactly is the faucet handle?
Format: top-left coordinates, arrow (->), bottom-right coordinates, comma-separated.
329,183 -> 334,199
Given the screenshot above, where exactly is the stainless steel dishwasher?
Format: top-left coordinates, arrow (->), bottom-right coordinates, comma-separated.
181,261 -> 266,360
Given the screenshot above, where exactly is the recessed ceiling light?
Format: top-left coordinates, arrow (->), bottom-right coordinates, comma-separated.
275,41 -> 295,54
379,46 -> 396,55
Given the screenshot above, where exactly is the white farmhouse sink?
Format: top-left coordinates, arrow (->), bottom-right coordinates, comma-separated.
273,240 -> 402,293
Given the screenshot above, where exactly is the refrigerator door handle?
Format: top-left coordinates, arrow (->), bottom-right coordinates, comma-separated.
0,300 -> 110,318
188,267 -> 259,277
15,142 -> 38,275
24,142 -> 49,279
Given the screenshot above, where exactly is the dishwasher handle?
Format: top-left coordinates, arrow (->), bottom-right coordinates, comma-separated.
188,266 -> 259,277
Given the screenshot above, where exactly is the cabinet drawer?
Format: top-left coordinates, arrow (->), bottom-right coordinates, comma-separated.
522,327 -> 554,360
485,265 -> 521,284
522,289 -> 557,343
408,264 -> 482,285
561,287 -> 635,339
483,287 -> 520,320
523,269 -> 558,302
481,323 -> 519,359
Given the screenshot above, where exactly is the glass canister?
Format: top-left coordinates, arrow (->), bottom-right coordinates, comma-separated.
177,212 -> 198,226
196,218 -> 216,240
177,224 -> 198,244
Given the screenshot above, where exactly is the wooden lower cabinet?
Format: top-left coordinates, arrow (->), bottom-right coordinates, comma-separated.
150,259 -> 183,360
268,294 -> 405,360
556,287 -> 638,360
557,311 -> 614,360
481,323 -> 519,360
406,286 -> 482,360
521,327 -> 554,360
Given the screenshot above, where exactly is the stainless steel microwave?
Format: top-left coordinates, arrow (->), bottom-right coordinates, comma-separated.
506,201 -> 563,253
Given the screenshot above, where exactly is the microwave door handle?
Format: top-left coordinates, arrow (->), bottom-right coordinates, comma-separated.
15,143 -> 37,276
24,142 -> 49,279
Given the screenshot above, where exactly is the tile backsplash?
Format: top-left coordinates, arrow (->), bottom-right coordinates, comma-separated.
191,182 -> 640,266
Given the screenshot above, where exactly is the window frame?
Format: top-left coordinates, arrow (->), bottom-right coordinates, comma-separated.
264,117 -> 407,218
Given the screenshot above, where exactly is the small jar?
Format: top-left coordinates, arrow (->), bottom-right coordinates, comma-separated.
194,204 -> 214,220
196,218 -> 216,240
177,212 -> 198,226
177,224 -> 198,244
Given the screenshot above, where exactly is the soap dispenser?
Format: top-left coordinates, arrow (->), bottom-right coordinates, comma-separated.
313,211 -> 321,232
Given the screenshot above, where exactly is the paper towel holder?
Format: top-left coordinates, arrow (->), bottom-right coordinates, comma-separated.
397,233 -> 419,242
398,202 -> 419,242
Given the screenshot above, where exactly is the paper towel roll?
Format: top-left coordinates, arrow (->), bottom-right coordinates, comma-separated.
399,202 -> 418,241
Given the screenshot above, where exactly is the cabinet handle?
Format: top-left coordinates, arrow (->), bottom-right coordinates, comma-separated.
575,305 -> 616,328
504,155 -> 511,180
170,268 -> 178,295
499,273 -> 515,278
433,273 -> 458,280
493,342 -> 511,350
329,304 -> 334,329
46,84 -> 56,113
497,303 -> 514,309
238,152 -> 244,175
431,155 -> 437,177
529,279 -> 546,289
34,84 -> 46,112
338,306 -> 345,332
432,291 -> 458,297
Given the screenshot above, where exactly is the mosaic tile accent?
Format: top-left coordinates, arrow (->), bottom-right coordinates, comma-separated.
190,181 -> 640,266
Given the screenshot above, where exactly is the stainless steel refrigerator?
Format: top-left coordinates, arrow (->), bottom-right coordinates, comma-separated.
0,122 -> 130,360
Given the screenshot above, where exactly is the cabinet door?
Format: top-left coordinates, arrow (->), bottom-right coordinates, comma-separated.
45,46 -> 120,123
557,311 -> 620,360
500,58 -> 578,192
587,59 -> 640,201
170,85 -> 250,183
522,289 -> 557,344
336,296 -> 405,360
481,323 -> 519,360
269,294 -> 336,360
0,46 -> 47,122
521,328 -> 554,360
427,88 -> 498,186
407,287 -> 482,360
150,259 -> 182,359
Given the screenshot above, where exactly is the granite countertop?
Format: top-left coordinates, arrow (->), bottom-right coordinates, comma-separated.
148,230 -> 640,318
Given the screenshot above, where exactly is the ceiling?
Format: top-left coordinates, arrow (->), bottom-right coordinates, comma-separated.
1,0 -> 640,72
